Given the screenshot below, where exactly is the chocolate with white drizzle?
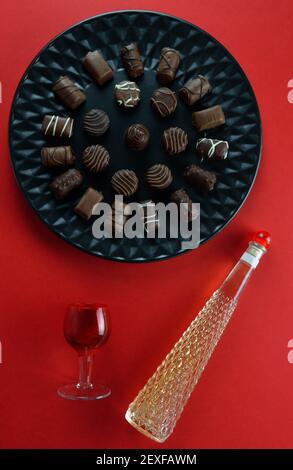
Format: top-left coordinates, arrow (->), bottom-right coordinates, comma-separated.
120,43 -> 144,79
196,138 -> 229,161
139,200 -> 159,236
145,164 -> 173,190
111,169 -> 139,197
156,47 -> 180,84
180,75 -> 212,106
82,144 -> 110,173
115,81 -> 140,108
150,87 -> 177,118
162,127 -> 188,155
50,169 -> 83,200
52,75 -> 86,110
42,115 -> 74,139
41,146 -> 75,168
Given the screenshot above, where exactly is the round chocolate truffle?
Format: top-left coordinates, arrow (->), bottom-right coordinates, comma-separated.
150,87 -> 177,118
124,124 -> 150,151
111,169 -> 139,197
115,81 -> 140,109
162,127 -> 188,155
145,164 -> 173,190
82,144 -> 110,173
83,109 -> 110,137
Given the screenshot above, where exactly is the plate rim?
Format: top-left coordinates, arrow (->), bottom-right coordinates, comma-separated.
8,9 -> 262,263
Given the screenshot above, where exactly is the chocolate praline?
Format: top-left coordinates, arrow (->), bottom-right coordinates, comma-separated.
83,109 -> 110,137
150,88 -> 177,118
145,164 -> 173,190
124,124 -> 150,151
115,81 -> 141,109
111,169 -> 139,197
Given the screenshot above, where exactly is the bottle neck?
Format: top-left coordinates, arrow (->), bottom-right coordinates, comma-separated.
220,242 -> 267,302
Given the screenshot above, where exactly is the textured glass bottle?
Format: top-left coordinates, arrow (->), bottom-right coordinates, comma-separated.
125,231 -> 271,442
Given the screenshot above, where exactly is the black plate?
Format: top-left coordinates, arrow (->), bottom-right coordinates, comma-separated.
9,10 -> 261,262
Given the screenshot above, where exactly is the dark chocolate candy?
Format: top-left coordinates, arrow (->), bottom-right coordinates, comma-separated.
124,124 -> 150,151
180,75 -> 211,106
156,47 -> 180,84
50,168 -> 83,200
170,189 -> 198,221
139,200 -> 159,236
192,105 -> 225,132
115,81 -> 140,109
52,75 -> 86,110
145,164 -> 173,190
41,146 -> 75,168
162,127 -> 188,155
83,50 -> 113,86
82,144 -> 110,173
74,187 -> 104,220
42,115 -> 74,139
120,43 -> 144,79
196,138 -> 229,160
111,169 -> 139,197
184,164 -> 216,192
83,109 -> 110,137
150,87 -> 177,118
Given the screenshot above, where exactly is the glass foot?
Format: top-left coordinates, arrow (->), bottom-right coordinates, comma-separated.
58,383 -> 111,401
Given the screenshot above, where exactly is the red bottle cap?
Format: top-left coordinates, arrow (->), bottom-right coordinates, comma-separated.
250,231 -> 271,250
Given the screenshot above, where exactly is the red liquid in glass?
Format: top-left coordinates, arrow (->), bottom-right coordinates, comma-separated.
64,304 -> 110,355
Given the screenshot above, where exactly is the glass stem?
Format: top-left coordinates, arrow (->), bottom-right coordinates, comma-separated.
77,353 -> 94,390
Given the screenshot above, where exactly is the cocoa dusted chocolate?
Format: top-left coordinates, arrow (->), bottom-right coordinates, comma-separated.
162,127 -> 188,155
120,43 -> 144,79
52,75 -> 86,110
150,87 -> 177,118
145,164 -> 173,190
115,81 -> 140,109
184,164 -> 216,192
196,138 -> 229,161
41,146 -> 75,168
192,105 -> 225,132
156,47 -> 180,84
180,75 -> 212,106
124,124 -> 150,151
83,50 -> 113,86
42,115 -> 74,139
111,169 -> 139,197
74,187 -> 104,220
50,168 -> 83,200
170,189 -> 198,221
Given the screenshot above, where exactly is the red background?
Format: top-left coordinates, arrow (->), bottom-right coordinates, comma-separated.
0,0 -> 292,449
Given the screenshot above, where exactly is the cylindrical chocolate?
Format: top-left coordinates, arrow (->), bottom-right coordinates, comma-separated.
42,115 -> 74,139
74,188 -> 104,220
41,146 -> 75,168
83,50 -> 113,86
180,75 -> 212,106
184,164 -> 216,192
120,43 -> 144,79
52,75 -> 86,110
156,47 -> 180,84
50,169 -> 83,200
170,189 -> 198,221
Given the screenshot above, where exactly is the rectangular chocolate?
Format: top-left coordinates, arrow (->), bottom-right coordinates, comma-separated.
192,105 -> 225,132
74,187 -> 104,220
120,43 -> 144,79
83,50 -> 113,86
50,169 -> 83,200
156,47 -> 180,84
184,164 -> 216,192
41,146 -> 75,168
52,75 -> 86,110
180,75 -> 212,106
42,115 -> 74,139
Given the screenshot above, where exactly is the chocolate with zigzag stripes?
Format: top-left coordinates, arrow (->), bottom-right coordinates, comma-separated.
41,146 -> 75,168
196,138 -> 229,160
52,75 -> 86,110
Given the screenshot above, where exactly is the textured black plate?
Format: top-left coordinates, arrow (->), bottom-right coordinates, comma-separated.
9,10 -> 261,262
